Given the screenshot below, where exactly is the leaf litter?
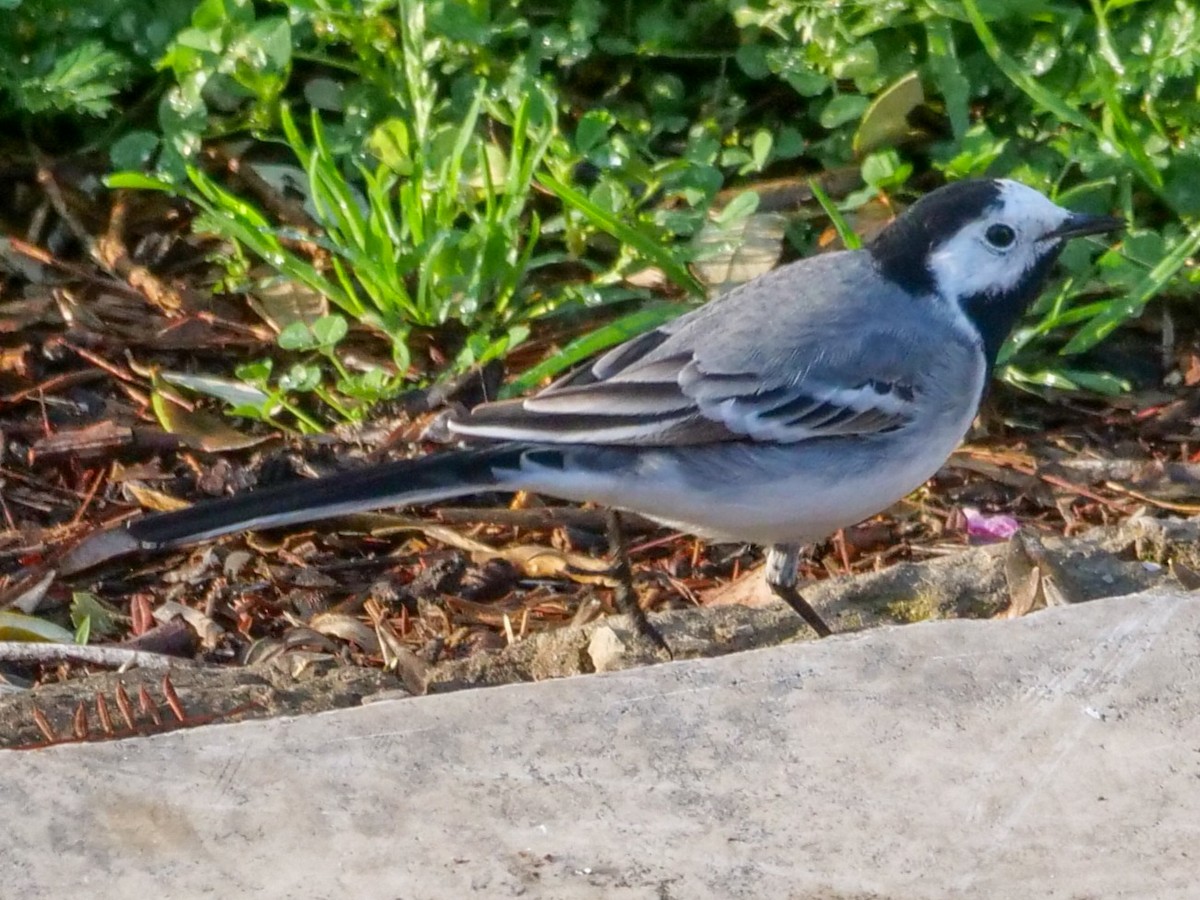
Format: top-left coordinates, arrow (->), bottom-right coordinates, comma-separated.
3,157 -> 1200,747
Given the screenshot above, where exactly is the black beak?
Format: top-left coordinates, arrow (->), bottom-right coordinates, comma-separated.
1042,211 -> 1125,242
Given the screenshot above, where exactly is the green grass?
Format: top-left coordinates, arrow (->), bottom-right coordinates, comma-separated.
6,0 -> 1200,426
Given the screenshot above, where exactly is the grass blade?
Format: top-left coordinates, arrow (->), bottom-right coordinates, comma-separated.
1062,222 -> 1200,354
809,178 -> 862,250
538,171 -> 705,298
961,0 -> 1162,195
501,303 -> 688,398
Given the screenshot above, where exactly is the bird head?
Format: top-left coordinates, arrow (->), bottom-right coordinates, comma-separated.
870,178 -> 1124,363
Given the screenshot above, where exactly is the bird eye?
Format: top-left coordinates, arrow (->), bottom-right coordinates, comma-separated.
985,223 -> 1016,249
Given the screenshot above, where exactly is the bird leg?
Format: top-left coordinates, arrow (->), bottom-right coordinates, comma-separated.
766,544 -> 833,637
605,510 -> 671,657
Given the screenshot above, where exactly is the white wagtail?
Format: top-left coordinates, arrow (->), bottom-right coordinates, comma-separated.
82,178 -> 1122,637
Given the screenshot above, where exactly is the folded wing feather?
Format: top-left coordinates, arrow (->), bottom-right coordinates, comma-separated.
449,330 -> 919,447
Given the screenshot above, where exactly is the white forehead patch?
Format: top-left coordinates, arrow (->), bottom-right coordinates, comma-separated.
995,179 -> 1075,232
927,179 -> 1074,301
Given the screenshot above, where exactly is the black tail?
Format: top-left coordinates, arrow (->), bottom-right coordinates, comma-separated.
126,443 -> 529,549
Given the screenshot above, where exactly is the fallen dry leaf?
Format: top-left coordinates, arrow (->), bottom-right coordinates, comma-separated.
151,388 -> 269,452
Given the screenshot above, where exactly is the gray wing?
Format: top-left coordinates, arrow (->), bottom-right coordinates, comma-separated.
449,251 -> 957,447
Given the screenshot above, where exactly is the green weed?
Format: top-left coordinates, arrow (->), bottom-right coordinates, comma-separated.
6,0 -> 1200,426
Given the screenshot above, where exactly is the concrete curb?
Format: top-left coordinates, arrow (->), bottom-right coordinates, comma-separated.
3,589 -> 1198,898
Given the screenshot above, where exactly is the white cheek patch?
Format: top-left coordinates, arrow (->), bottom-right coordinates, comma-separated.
927,181 -> 1076,300
927,228 -> 1036,298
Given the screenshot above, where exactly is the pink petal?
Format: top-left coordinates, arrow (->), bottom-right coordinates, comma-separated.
961,507 -> 1020,543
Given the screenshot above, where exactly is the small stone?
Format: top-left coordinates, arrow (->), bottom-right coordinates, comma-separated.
587,625 -> 628,673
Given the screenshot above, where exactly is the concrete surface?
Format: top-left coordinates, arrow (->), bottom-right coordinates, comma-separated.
3,588 -> 1199,899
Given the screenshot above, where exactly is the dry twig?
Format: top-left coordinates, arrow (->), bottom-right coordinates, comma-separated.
34,161 -> 185,313
0,641 -> 197,670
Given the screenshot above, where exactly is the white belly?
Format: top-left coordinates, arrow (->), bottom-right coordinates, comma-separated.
511,419 -> 970,547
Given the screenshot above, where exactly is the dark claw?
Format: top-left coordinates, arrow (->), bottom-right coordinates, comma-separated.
605,510 -> 672,658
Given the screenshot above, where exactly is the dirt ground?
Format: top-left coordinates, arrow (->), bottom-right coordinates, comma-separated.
4,168 -> 1200,748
